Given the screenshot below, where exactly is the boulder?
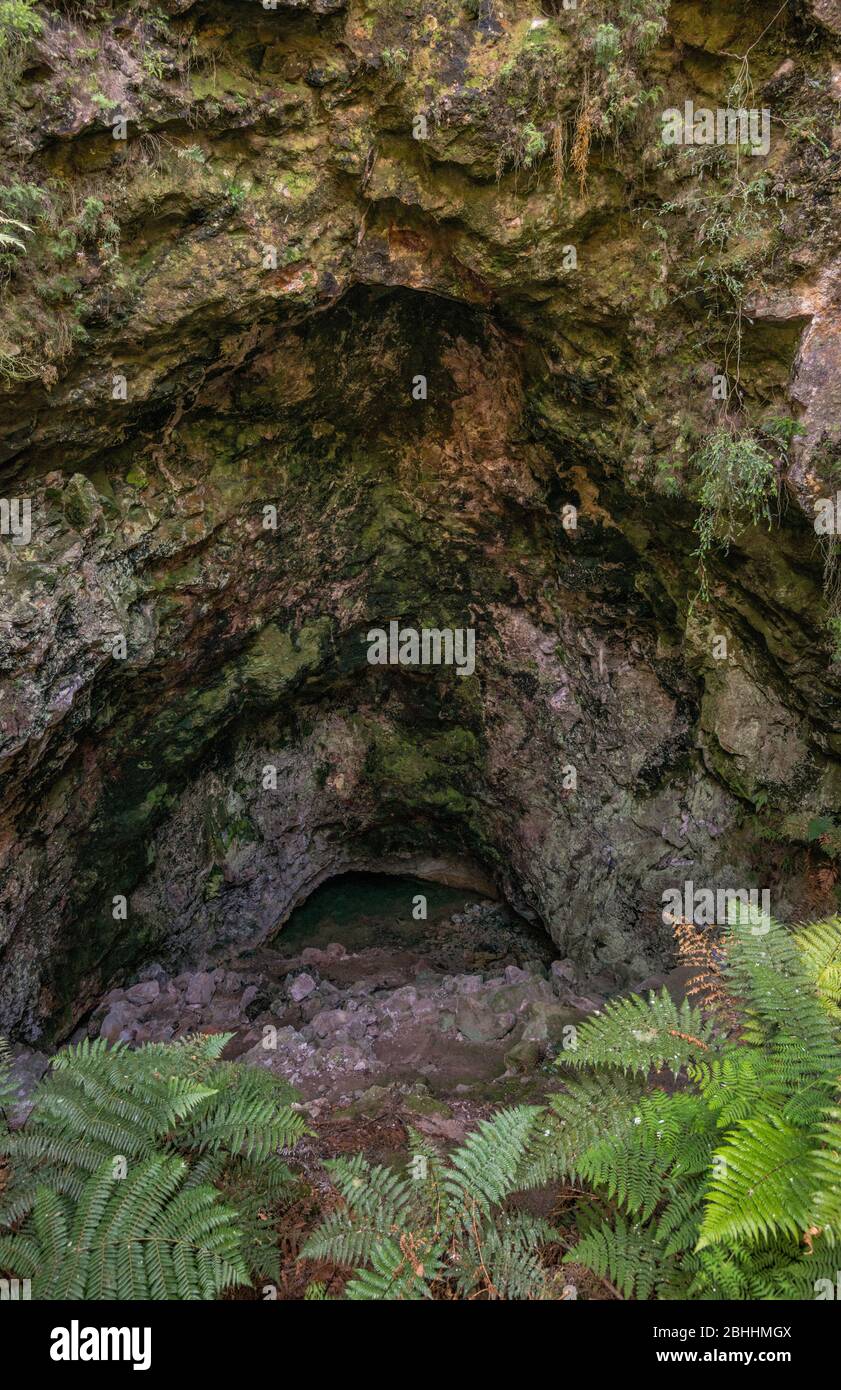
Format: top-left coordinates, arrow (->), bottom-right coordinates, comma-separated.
521,1001 -> 585,1047
137,963 -> 168,984
300,996 -> 323,1022
184,972 -> 216,1006
5,1047 -> 50,1126
100,1003 -> 139,1043
133,1022 -> 174,1045
240,984 -> 260,1010
289,972 -> 317,1001
631,964 -> 696,1006
380,985 -> 418,1016
488,979 -> 553,1015
504,1039 -> 544,1074
504,965 -> 532,985
312,1007 -> 352,1039
347,1013 -> 373,1041
455,996 -> 516,1042
301,947 -> 325,964
125,980 -> 160,1006
452,973 -> 483,994
550,959 -> 577,990
807,0 -> 841,35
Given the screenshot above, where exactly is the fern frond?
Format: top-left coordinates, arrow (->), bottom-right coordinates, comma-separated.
182,1061 -> 307,1161
725,913 -> 839,1057
655,1177 -> 708,1258
563,989 -> 716,1077
343,1234 -> 435,1300
0,1036 -> 18,1118
443,1106 -> 542,1220
520,1072 -> 649,1187
811,1107 -> 841,1240
300,1207 -> 385,1271
322,1152 -> 416,1233
697,1115 -> 818,1248
475,1215 -> 554,1300
0,1036 -> 304,1295
793,915 -> 841,1018
564,1214 -> 661,1299
576,1092 -> 715,1220
690,1051 -> 769,1127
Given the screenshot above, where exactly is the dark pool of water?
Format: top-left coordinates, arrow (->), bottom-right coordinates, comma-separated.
276,871 -> 553,967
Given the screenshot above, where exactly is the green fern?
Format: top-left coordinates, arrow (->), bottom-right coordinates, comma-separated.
0,214 -> 30,251
793,915 -> 841,1018
302,1107 -> 554,1300
559,989 -> 715,1078
543,912 -> 841,1300
569,1213 -> 662,1299
0,1037 -> 17,1117
0,1034 -> 308,1298
0,1156 -> 247,1300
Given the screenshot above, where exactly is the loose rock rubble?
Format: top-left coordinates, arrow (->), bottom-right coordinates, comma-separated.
80,902 -> 607,1103
3,898 -> 697,1122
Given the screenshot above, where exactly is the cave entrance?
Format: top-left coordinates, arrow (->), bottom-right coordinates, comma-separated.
84,869 -> 567,1104
276,870 -> 555,976
224,868 -> 564,1102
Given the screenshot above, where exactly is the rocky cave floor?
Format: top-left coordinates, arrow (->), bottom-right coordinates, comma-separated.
4,874 -> 689,1297
95,890 -> 605,1104
9,878 -> 616,1113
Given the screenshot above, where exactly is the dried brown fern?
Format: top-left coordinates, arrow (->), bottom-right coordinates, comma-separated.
571,107 -> 592,195
672,917 -> 741,1031
551,118 -> 567,193
571,74 -> 594,196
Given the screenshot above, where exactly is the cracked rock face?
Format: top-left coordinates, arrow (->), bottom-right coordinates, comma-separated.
0,0 -> 840,1042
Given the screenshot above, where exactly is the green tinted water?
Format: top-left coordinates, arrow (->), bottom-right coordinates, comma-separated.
277,872 -> 492,955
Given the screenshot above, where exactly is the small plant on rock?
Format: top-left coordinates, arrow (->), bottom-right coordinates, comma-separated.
0,213 -> 30,252
693,425 -> 777,598
593,23 -> 621,68
0,0 -> 41,87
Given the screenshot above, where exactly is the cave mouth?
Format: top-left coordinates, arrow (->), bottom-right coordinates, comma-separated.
4,228 -> 827,1052
81,868 -> 568,1104
3,267 -> 783,1046
275,870 -> 556,972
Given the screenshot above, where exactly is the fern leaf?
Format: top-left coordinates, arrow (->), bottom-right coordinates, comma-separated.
564,990 -> 715,1078
697,1115 -> 818,1248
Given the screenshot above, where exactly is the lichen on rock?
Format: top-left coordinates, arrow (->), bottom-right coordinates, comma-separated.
0,0 -> 839,1043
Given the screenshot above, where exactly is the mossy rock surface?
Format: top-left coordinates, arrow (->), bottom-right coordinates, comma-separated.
0,0 -> 839,1042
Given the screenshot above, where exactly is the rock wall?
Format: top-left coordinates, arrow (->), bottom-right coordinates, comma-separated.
0,0 -> 839,1041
